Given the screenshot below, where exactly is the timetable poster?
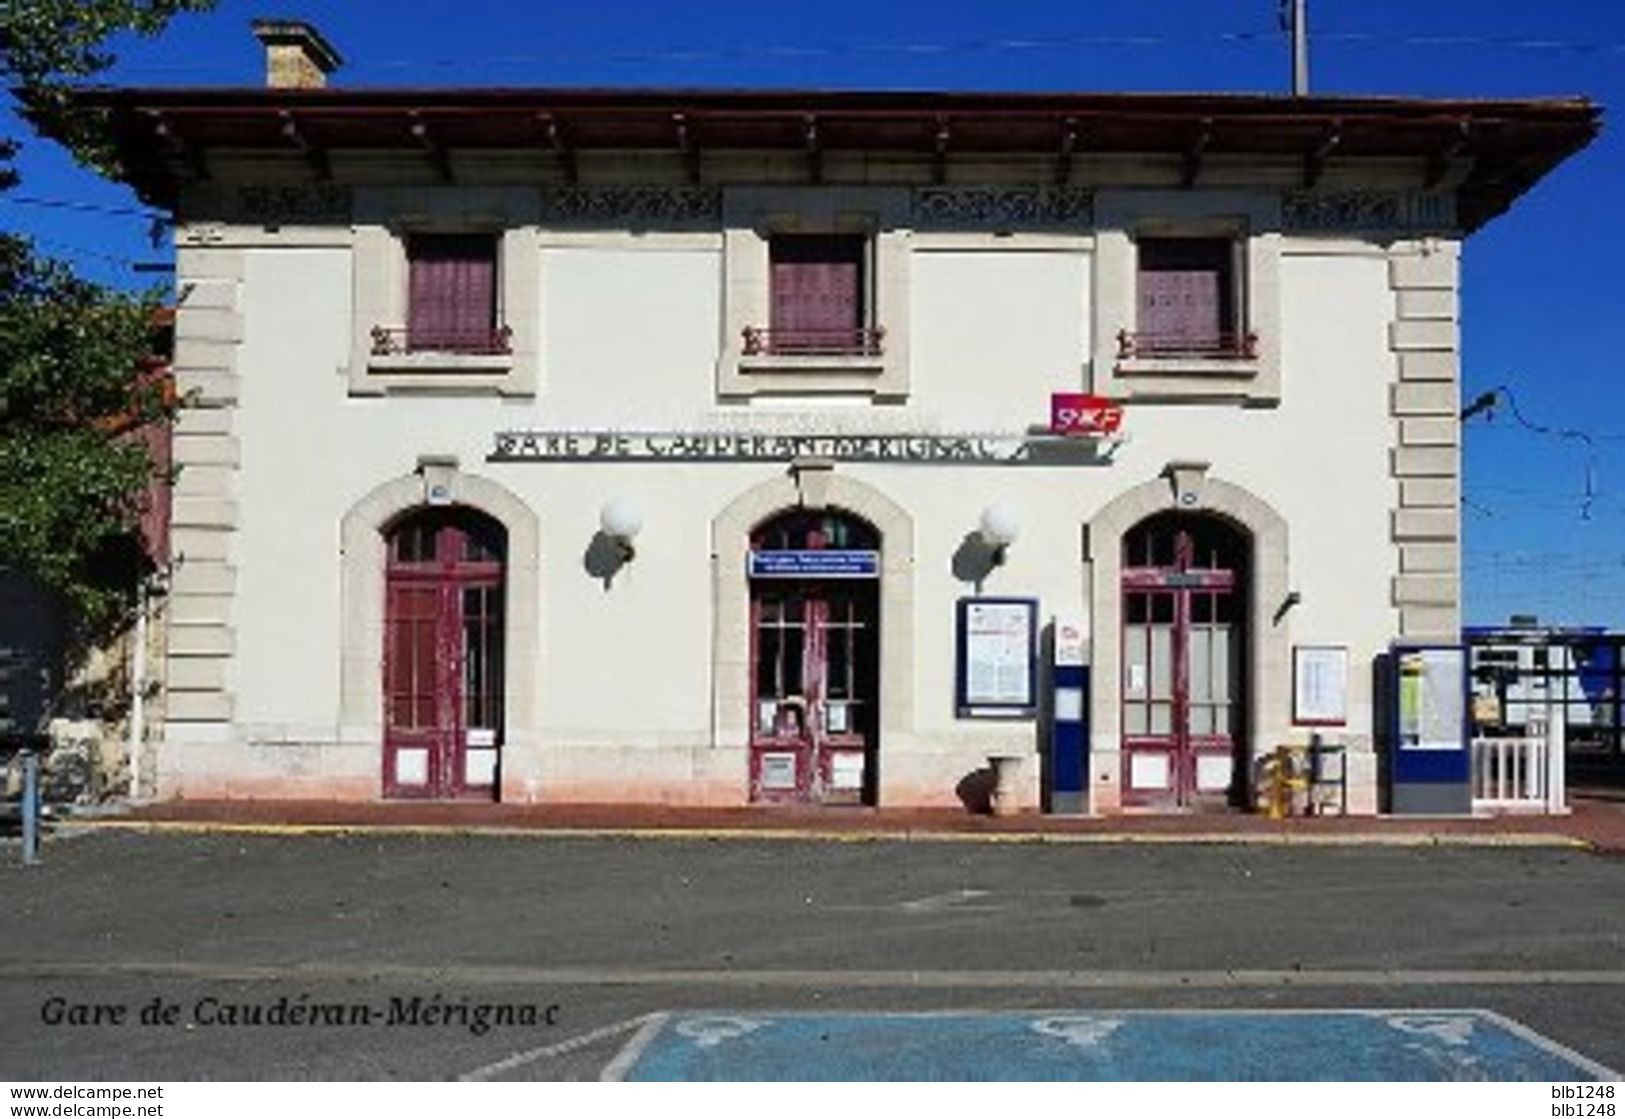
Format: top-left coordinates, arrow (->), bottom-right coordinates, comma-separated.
1397,648 -> 1465,751
959,598 -> 1037,715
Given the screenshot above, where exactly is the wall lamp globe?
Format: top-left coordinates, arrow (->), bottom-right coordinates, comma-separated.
979,503 -> 1021,566
600,499 -> 643,562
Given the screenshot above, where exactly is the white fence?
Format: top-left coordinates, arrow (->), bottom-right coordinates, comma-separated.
1471,707 -> 1568,815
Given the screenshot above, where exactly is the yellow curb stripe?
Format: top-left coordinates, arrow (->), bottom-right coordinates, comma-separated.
60,818 -> 1592,849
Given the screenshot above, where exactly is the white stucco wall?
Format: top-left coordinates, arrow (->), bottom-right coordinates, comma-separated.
188,216 -> 1411,810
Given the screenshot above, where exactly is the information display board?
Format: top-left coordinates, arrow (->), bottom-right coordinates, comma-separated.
955,597 -> 1038,717
1293,645 -> 1349,726
1397,647 -> 1466,751
1387,642 -> 1471,813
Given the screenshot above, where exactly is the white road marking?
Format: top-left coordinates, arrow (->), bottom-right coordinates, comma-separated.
1476,1007 -> 1625,1082
674,1015 -> 768,1048
1388,1013 -> 1476,1047
1031,1015 -> 1124,1048
599,1012 -> 672,1082
591,1008 -> 1621,1082
899,888 -> 995,912
458,1012 -> 657,1081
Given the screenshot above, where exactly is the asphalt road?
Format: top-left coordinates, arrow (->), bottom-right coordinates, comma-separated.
2,829 -> 1623,1080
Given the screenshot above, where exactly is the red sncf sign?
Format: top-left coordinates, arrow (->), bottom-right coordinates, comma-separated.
1050,393 -> 1124,435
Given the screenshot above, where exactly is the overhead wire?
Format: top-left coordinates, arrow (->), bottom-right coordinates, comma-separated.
0,193 -> 164,221
1464,385 -> 1625,522
84,24 -> 1625,81
8,232 -> 146,269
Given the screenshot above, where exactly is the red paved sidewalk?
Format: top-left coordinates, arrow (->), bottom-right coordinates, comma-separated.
85,793 -> 1625,852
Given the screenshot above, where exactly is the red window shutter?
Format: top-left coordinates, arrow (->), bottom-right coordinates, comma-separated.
1137,238 -> 1233,351
407,252 -> 447,349
773,260 -> 861,334
450,249 -> 496,344
1139,267 -> 1220,347
407,235 -> 497,352
769,235 -> 865,350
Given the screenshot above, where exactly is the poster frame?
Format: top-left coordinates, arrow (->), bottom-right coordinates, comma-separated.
955,596 -> 1040,718
1292,644 -> 1349,727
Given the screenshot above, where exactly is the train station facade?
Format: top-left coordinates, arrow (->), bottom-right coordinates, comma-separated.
77,23 -> 1596,814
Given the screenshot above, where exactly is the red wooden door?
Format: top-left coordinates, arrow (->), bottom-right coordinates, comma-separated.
383,511 -> 505,800
747,509 -> 880,805
749,585 -> 876,804
1121,516 -> 1246,809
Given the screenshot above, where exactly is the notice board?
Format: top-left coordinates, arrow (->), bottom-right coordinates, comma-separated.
1397,647 -> 1465,751
956,597 -> 1038,717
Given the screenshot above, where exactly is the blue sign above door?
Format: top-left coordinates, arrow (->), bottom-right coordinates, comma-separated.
748,550 -> 880,579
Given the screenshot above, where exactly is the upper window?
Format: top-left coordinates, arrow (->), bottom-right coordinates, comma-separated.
372,233 -> 508,357
1094,192 -> 1282,403
718,186 -> 911,399
348,201 -> 538,397
1126,237 -> 1253,360
745,234 -> 882,357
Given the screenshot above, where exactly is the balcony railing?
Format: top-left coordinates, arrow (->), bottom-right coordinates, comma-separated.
371,325 -> 512,357
742,326 -> 885,358
1117,329 -> 1258,361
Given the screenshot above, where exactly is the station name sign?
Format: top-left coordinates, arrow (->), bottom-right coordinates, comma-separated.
490,430 -> 1110,465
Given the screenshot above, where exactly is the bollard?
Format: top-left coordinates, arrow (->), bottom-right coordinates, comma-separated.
987,754 -> 1026,817
21,749 -> 41,865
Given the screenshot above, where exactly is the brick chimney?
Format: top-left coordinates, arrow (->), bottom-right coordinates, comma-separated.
250,19 -> 342,89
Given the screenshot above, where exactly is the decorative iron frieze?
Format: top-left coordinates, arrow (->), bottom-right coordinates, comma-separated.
1282,190 -> 1456,233
236,184 -> 352,224
539,186 -> 722,224
911,186 -> 1093,228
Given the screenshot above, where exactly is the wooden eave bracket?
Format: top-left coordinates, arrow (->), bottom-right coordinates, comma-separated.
1181,118 -> 1212,188
673,112 -> 700,184
804,113 -> 822,184
1425,119 -> 1472,190
537,113 -> 577,185
1302,120 -> 1342,188
409,111 -> 453,182
279,110 -> 330,180
146,110 -> 208,182
1056,116 -> 1080,186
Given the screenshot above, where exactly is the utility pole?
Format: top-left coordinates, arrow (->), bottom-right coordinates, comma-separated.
1283,0 -> 1309,95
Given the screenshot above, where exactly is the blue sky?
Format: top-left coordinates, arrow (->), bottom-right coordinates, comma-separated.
3,1 -> 1621,628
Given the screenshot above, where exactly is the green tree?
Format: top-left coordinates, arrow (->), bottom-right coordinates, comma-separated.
1,1 -> 213,631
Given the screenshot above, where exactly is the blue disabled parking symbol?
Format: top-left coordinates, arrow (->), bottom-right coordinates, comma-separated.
606,1009 -> 1619,1082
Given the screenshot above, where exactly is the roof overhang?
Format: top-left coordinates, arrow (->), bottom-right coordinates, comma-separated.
59,86 -> 1601,230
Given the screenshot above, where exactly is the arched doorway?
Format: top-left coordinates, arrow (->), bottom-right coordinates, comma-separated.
748,509 -> 880,805
1121,512 -> 1250,809
382,507 -> 506,800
